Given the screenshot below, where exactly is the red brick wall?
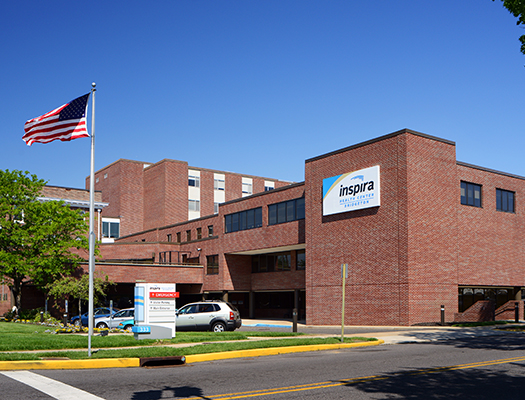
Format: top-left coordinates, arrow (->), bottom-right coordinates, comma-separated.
88,159 -> 146,236
305,130 -> 459,326
405,134 -> 459,325
456,164 -> 525,287
454,300 -> 494,323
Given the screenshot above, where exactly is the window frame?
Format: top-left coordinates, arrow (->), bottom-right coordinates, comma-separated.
496,188 -> 515,213
268,197 -> 305,225
206,254 -> 219,275
188,175 -> 200,188
460,181 -> 482,208
225,207 -> 263,233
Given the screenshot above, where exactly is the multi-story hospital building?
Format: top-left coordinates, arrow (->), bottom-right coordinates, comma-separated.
4,129 -> 524,325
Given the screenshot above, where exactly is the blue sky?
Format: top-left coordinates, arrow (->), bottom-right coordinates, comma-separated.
2,1 -> 524,188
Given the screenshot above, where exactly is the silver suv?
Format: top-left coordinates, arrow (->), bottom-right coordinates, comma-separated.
176,301 -> 242,332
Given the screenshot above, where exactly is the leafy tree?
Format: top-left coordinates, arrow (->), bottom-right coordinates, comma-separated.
47,271 -> 114,317
0,170 -> 90,313
495,0 -> 525,54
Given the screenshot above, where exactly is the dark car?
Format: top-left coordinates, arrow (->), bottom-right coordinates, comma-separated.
176,301 -> 241,332
70,307 -> 119,327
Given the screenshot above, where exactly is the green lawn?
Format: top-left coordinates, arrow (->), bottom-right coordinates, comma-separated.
0,321 -> 376,361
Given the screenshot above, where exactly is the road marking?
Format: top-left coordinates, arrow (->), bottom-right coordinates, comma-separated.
1,370 -> 105,400
183,355 -> 525,399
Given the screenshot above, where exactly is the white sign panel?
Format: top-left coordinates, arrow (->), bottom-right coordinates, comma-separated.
323,166 -> 380,216
135,282 -> 177,337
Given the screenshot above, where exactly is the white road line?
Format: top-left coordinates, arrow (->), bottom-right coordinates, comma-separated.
1,371 -> 105,400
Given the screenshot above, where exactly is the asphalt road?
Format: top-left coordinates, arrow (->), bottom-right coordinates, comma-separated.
2,332 -> 525,399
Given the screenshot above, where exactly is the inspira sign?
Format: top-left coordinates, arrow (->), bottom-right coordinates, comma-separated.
322,165 -> 380,216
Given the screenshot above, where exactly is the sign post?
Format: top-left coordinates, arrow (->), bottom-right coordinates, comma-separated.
341,263 -> 348,343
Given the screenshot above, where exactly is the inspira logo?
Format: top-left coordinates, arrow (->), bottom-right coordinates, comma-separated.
323,166 -> 381,216
338,175 -> 375,197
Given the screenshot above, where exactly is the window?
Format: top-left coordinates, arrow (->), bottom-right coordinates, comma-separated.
176,232 -> 181,243
189,199 -> 200,212
188,174 -> 200,188
276,253 -> 291,271
208,225 -> 214,237
264,181 -> 275,191
214,202 -> 219,214
225,207 -> 262,233
296,250 -> 305,270
242,177 -> 253,196
186,230 -> 191,242
167,234 -> 172,242
242,183 -> 252,195
214,178 -> 225,191
252,252 -> 291,273
460,182 -> 482,207
207,254 -> 219,275
496,189 -> 515,213
268,197 -> 305,225
196,227 -> 202,239
102,219 -> 120,239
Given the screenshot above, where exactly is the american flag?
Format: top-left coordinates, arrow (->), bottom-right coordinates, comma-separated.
23,93 -> 90,146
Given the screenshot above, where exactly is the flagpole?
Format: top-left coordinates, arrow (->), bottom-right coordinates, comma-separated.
88,83 -> 96,357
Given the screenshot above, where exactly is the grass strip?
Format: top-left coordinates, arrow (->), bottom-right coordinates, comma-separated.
0,322 -> 302,351
0,337 -> 377,361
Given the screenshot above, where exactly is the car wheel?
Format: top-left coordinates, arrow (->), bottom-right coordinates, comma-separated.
96,322 -> 108,329
124,325 -> 133,332
212,321 -> 226,332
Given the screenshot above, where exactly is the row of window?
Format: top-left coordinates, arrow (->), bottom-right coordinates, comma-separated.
460,181 -> 515,213
268,198 -> 305,225
224,197 -> 305,233
167,225 -> 214,243
251,250 -> 305,273
188,200 -> 222,214
189,175 -> 274,193
225,207 -> 263,233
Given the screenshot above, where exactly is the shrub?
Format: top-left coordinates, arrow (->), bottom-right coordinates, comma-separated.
3,310 -> 16,321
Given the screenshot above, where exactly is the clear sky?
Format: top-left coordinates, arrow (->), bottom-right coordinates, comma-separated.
2,1 -> 524,188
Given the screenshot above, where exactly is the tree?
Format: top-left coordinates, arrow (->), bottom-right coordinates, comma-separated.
0,170 -> 90,313
495,0 -> 525,55
47,271 -> 114,317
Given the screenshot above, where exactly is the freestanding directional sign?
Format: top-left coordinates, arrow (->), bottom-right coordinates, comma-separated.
133,283 -> 178,340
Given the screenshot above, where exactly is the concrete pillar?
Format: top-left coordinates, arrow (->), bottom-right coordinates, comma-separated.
222,291 -> 228,303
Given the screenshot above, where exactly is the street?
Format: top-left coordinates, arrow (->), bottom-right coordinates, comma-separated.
2,332 -> 525,399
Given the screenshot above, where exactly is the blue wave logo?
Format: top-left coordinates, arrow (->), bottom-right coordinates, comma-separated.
351,175 -> 364,181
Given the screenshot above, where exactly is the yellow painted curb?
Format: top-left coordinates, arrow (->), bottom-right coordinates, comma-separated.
185,340 -> 384,364
0,358 -> 140,371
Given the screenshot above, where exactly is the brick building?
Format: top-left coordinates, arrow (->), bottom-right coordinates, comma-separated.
89,129 -> 524,325
87,158 -> 291,241
8,129 -> 525,325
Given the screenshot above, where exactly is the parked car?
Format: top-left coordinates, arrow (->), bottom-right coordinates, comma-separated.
117,319 -> 134,332
71,307 -> 119,327
176,301 -> 241,332
94,308 -> 134,329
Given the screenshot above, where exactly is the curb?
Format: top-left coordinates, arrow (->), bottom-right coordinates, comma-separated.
0,358 -> 139,371
185,340 -> 384,364
0,340 -> 383,370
